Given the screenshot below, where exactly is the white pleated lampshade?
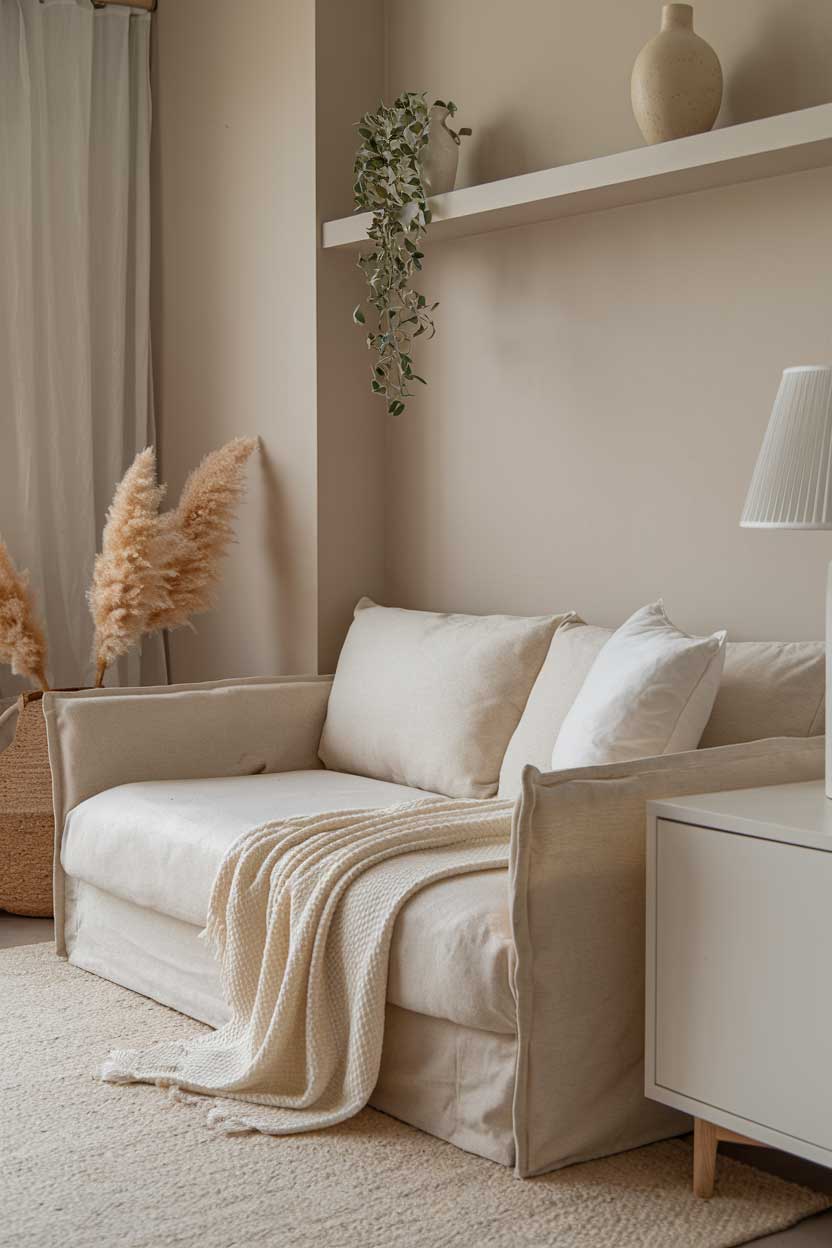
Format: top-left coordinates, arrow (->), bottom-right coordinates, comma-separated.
741,365 -> 832,529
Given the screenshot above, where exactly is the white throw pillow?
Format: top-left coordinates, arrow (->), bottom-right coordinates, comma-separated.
550,602 -> 727,770
319,598 -> 567,799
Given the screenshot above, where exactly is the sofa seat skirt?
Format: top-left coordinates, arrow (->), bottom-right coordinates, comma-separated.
60,770 -> 516,1035
62,878 -> 517,1167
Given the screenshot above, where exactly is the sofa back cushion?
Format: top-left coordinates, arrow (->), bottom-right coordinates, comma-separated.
498,621 -> 825,798
319,598 -> 566,799
498,617 -> 611,797
699,640 -> 824,747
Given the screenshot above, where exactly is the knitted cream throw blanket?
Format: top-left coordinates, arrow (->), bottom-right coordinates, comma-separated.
101,797 -> 512,1134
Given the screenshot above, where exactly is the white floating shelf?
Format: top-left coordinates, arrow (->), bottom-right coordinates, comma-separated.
322,104 -> 832,250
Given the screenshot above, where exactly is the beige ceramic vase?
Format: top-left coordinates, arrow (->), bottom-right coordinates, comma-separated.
631,3 -> 722,145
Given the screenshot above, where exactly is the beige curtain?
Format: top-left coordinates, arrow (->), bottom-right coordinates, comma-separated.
0,0 -> 164,696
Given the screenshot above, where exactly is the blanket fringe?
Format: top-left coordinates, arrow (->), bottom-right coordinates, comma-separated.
101,1053 -> 190,1095
100,1058 -> 137,1085
206,1107 -> 255,1135
167,1086 -> 204,1108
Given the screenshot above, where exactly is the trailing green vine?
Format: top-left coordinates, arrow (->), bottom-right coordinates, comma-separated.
352,92 -> 468,417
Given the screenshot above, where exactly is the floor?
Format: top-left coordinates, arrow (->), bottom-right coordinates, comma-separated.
3,912 -> 832,1246
0,912 -> 54,948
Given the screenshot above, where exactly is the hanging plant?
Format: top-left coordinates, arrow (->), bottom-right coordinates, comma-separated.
352,92 -> 470,416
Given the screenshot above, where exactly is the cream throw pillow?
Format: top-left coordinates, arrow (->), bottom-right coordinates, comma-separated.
498,616 -> 613,798
550,601 -> 727,770
319,598 -> 566,799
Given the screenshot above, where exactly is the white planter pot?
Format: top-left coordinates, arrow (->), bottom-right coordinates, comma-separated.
420,105 -> 460,196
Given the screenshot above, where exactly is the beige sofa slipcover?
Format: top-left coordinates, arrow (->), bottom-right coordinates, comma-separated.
44,627 -> 826,1176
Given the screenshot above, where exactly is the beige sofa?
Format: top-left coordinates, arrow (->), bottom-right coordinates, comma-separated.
43,613 -> 825,1176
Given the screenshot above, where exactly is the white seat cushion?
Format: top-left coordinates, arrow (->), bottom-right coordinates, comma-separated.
61,770 -> 516,1035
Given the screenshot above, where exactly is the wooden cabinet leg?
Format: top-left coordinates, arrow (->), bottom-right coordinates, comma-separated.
693,1118 -> 719,1199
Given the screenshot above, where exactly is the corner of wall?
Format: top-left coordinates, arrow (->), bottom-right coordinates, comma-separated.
315,0 -> 387,673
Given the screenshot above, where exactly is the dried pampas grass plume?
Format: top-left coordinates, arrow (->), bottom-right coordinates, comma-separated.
145,437 -> 258,635
0,538 -> 49,691
89,447 -> 169,687
88,437 -> 257,684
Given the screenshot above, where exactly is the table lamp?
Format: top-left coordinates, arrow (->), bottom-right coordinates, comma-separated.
741,364 -> 832,797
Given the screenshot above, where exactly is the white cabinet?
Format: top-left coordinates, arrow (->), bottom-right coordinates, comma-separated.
646,780 -> 832,1193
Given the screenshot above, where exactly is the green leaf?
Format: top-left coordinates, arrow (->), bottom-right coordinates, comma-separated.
352,305 -> 366,325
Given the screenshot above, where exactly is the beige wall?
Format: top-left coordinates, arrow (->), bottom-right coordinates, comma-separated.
153,1 -> 832,684
383,0 -> 832,640
315,0 -> 386,672
152,0 -> 319,680
153,0 -> 386,680
386,0 -> 832,182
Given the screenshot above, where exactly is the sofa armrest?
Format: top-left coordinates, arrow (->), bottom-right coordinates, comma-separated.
45,676 -> 332,954
44,675 -> 333,818
509,734 -> 824,1178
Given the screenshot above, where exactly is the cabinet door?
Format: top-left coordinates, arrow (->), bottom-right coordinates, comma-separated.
654,818 -> 832,1151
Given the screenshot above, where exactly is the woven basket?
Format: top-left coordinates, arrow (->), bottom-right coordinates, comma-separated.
0,691 -> 54,917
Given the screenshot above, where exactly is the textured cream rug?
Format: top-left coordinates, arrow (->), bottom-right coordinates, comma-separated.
2,945 -> 829,1248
